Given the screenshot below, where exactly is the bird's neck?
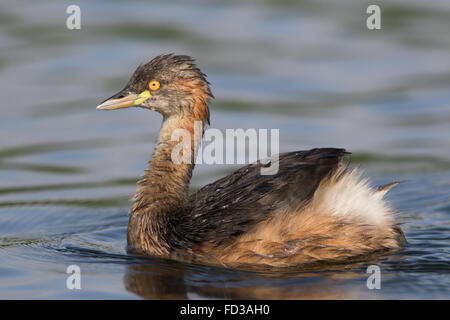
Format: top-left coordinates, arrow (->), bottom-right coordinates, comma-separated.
135,114 -> 203,210
127,112 -> 207,255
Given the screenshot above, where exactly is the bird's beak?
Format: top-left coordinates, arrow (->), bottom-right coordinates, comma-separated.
96,90 -> 151,110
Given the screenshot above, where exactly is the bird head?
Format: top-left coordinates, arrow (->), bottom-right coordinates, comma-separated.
97,54 -> 212,123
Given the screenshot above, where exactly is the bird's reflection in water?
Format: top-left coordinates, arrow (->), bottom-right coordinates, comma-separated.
125,262 -> 189,299
124,254 -> 393,299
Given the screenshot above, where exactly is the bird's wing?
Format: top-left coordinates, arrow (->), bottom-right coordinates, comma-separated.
185,148 -> 350,246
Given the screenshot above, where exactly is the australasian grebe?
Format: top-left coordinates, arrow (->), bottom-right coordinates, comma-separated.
97,54 -> 404,268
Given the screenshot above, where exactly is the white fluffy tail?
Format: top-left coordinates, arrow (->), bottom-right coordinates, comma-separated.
311,168 -> 400,227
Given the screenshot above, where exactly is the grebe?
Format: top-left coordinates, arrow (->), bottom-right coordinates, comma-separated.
97,54 -> 404,268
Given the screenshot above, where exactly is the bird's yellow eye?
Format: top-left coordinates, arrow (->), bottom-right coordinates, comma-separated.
148,80 -> 160,91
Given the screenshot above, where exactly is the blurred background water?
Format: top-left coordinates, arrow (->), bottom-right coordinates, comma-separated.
0,0 -> 449,299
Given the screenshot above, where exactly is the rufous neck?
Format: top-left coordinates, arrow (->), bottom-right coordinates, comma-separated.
131,113 -> 206,215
